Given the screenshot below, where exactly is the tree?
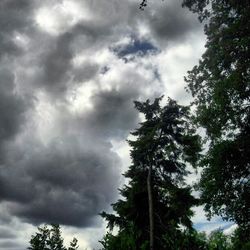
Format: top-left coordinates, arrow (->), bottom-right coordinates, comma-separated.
182,0 -> 250,234
101,97 -> 201,249
207,230 -> 231,250
230,227 -> 250,250
28,224 -> 79,250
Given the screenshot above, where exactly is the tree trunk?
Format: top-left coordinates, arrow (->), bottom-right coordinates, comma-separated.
147,164 -> 154,250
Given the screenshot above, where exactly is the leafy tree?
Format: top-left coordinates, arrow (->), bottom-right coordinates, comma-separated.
184,227 -> 250,250
182,0 -> 250,234
101,97 -> 202,249
99,225 -> 138,250
230,227 -> 250,250
207,230 -> 231,250
183,230 -> 207,250
28,224 -> 79,250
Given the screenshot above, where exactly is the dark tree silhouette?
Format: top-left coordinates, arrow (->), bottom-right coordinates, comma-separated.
101,97 -> 202,249
28,224 -> 78,250
139,0 -> 147,10
182,0 -> 250,234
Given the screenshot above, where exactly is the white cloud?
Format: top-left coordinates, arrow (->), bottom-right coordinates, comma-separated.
35,0 -> 91,35
224,224 -> 237,235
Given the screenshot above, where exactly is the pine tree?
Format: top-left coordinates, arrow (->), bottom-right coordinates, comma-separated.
28,224 -> 78,250
101,97 -> 201,249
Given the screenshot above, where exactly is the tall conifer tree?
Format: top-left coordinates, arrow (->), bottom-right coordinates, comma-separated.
101,97 -> 201,249
28,224 -> 79,250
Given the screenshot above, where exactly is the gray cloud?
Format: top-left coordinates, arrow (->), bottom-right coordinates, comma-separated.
0,70 -> 26,140
0,206 -> 12,225
136,0 -> 201,47
31,22 -> 113,97
2,0 -> 201,99
73,63 -> 99,83
0,69 -> 30,163
0,84 -> 140,227
0,0 -> 35,60
150,6 -> 198,41
86,87 -> 140,139
0,133 -> 121,227
0,240 -> 23,250
0,228 -> 16,239
40,34 -> 73,94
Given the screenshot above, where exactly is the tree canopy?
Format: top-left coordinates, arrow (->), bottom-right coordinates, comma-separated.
182,0 -> 250,234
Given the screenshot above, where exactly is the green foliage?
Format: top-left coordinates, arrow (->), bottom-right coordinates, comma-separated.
175,227 -> 250,250
199,136 -> 250,227
165,227 -> 250,250
100,97 -> 202,249
183,0 -> 250,234
184,0 -> 250,139
207,230 -> 231,250
162,228 -> 208,250
230,227 -> 250,250
99,226 -> 138,250
28,224 -> 79,250
185,230 -> 208,250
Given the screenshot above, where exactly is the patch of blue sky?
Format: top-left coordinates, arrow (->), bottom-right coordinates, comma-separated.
113,38 -> 159,59
194,219 -> 235,234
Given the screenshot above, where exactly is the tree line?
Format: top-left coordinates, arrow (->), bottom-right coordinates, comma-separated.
28,0 -> 249,249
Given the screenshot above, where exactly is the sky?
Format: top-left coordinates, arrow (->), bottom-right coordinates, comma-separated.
0,0 -> 233,249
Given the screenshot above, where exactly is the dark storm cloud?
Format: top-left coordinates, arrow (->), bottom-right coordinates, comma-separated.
0,240 -> 23,249
0,70 -> 26,141
0,81 -> 141,226
141,0 -> 201,44
0,80 -> 141,227
35,23 -> 110,96
0,0 -> 35,59
0,207 -> 11,224
0,131 -> 121,227
0,0 -> 35,165
86,87 -> 140,139
0,32 -> 140,231
73,62 -> 99,82
0,69 -> 29,162
0,228 -> 15,239
40,33 -> 73,94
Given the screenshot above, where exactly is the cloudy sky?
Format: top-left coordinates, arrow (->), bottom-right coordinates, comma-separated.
0,0 -> 234,249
